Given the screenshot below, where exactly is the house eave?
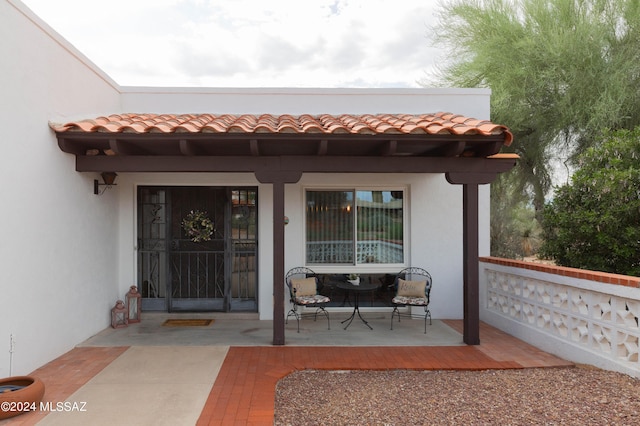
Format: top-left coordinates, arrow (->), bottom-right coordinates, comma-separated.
73,154 -> 517,175
57,132 -> 509,160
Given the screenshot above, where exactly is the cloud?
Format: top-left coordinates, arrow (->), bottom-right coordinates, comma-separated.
21,0 -> 441,87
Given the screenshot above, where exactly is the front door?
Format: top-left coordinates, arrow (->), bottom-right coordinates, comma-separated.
137,186 -> 258,312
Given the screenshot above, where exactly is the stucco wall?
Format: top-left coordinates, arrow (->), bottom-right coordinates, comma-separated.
0,0 -> 121,377
120,86 -> 492,117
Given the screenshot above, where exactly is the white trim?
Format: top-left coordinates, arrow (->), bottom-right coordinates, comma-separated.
120,87 -> 491,95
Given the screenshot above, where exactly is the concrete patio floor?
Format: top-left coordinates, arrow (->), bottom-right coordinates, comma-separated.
2,314 -> 573,425
79,312 -> 466,347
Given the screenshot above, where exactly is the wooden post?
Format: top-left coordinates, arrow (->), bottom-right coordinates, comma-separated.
255,170 -> 302,346
462,183 -> 480,345
446,172 -> 498,345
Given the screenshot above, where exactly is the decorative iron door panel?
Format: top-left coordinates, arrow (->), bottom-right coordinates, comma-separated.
169,187 -> 226,311
138,186 -> 258,312
229,188 -> 258,311
138,188 -> 169,311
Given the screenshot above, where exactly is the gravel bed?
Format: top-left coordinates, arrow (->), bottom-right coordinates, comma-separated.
274,367 -> 640,425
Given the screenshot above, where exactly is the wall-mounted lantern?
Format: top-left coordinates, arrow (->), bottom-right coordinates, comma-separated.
125,286 -> 142,323
111,300 -> 128,328
94,172 -> 118,195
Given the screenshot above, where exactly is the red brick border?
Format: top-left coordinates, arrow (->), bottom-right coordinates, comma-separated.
196,323 -> 572,425
480,256 -> 640,288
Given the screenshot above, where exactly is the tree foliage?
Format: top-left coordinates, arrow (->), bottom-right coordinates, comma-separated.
540,128 -> 640,276
490,174 -> 541,259
428,0 -> 640,215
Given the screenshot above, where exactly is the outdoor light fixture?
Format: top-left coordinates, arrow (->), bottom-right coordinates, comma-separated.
110,300 -> 128,329
125,285 -> 142,323
94,172 -> 118,195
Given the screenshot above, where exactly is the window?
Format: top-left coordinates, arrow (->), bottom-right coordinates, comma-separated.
306,189 -> 404,265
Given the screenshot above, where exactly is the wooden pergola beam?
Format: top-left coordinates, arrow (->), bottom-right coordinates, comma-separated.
75,155 -> 517,175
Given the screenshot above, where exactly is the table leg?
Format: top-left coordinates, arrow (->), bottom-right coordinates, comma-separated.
341,292 -> 373,330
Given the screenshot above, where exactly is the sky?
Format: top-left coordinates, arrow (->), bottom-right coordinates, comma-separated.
20,0 -> 443,88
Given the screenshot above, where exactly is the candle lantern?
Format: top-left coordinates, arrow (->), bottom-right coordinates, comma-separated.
125,285 -> 142,323
111,300 -> 128,328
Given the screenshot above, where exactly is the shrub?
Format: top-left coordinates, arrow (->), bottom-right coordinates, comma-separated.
540,128 -> 640,276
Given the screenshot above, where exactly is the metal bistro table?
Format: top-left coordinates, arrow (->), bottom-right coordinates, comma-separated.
336,282 -> 377,330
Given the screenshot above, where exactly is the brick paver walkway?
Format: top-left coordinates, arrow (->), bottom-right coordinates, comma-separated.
4,321 -> 572,425
196,321 -> 573,425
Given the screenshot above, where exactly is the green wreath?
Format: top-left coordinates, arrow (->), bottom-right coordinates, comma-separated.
182,210 -> 214,242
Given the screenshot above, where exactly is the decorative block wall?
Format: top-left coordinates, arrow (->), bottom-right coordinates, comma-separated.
481,257 -> 640,376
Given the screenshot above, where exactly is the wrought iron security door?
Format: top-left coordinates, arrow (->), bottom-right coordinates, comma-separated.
138,186 -> 258,312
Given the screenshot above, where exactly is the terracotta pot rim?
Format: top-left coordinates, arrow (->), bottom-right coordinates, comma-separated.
0,375 -> 45,420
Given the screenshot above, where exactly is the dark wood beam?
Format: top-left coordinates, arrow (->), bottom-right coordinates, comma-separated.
272,179 -> 286,345
56,132 -> 509,159
381,140 -> 397,156
317,140 -> 328,156
250,139 -> 260,156
56,131 -> 505,145
472,141 -> 504,158
179,139 -> 198,156
109,139 -> 151,156
108,139 -> 122,155
446,170 -> 507,346
57,138 -> 86,156
461,183 -> 480,345
254,170 -> 303,184
254,171 -> 302,346
431,141 -> 465,157
76,155 -> 517,175
445,171 -> 499,185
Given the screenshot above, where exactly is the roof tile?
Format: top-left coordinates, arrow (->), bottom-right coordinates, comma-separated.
50,112 -> 513,145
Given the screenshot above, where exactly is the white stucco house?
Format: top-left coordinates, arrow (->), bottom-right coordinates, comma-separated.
0,0 -> 516,377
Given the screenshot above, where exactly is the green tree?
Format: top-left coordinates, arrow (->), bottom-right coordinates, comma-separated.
427,0 -> 640,217
540,128 -> 640,276
491,175 -> 541,258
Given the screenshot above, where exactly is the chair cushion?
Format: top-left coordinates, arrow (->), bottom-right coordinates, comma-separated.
397,279 -> 426,297
291,277 -> 317,296
392,295 -> 428,306
295,295 -> 330,305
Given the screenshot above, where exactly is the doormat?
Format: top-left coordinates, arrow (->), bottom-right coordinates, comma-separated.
162,319 -> 214,327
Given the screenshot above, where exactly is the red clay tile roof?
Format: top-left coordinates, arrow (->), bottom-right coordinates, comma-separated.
51,112 -> 513,146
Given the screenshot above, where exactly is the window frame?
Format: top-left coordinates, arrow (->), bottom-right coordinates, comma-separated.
303,186 -> 408,272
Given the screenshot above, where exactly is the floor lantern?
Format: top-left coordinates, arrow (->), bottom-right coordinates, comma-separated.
111,300 -> 128,328
126,285 -> 142,323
